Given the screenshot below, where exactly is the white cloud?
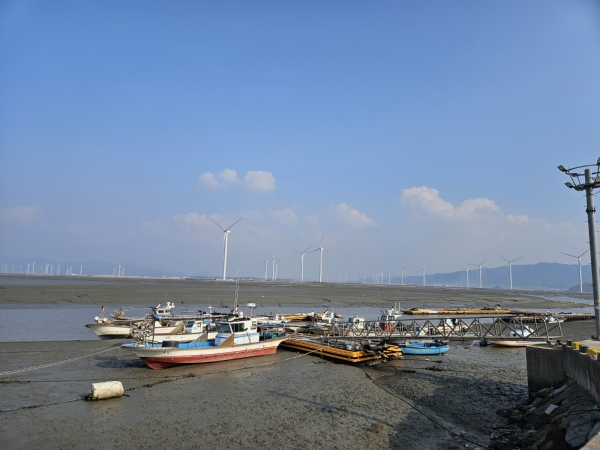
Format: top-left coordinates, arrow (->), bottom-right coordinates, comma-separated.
174,212 -> 212,228
397,186 -> 586,270
331,203 -> 376,229
198,169 -> 275,192
243,171 -> 275,192
270,208 -> 298,226
0,205 -> 40,221
198,172 -> 220,188
219,169 -> 240,184
401,186 -> 500,219
307,213 -> 320,226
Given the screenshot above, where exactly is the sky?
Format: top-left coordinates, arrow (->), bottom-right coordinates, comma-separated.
1,1 -> 600,281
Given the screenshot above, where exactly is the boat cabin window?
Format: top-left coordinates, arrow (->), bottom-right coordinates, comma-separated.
216,323 -> 232,333
231,322 -> 247,332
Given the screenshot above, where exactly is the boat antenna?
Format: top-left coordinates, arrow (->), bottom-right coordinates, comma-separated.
233,271 -> 240,315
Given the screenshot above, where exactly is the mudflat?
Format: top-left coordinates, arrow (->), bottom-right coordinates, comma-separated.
0,275 -> 595,449
0,274 -> 591,310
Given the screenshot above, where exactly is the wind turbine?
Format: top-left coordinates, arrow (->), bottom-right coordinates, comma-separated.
309,233 -> 325,283
213,218 -> 242,280
560,249 -> 589,293
469,258 -> 487,289
419,263 -> 426,286
261,260 -> 269,281
271,255 -> 278,282
398,266 -> 408,285
465,265 -> 469,288
293,245 -> 311,282
498,254 -> 524,290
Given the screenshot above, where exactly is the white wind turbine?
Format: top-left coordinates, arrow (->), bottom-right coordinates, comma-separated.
469,258 -> 487,289
465,265 -> 470,288
309,233 -> 325,283
498,254 -> 524,290
261,259 -> 269,281
293,245 -> 312,282
271,255 -> 278,282
399,265 -> 408,285
213,218 -> 242,280
559,249 -> 589,293
419,263 -> 426,286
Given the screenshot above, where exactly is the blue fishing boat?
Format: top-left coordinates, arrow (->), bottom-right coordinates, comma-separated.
399,341 -> 449,355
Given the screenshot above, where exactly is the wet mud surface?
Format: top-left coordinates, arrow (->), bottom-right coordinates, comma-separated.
0,321 -> 594,449
0,276 -> 595,449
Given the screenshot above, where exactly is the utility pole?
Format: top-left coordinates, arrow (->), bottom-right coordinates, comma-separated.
559,160 -> 600,340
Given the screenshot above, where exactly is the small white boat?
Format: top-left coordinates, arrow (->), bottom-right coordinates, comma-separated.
490,325 -> 546,347
85,320 -> 137,339
123,316 -> 287,370
309,310 -> 341,335
133,319 -> 218,344
379,303 -> 402,332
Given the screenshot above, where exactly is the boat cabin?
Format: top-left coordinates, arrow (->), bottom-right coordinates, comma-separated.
214,318 -> 260,345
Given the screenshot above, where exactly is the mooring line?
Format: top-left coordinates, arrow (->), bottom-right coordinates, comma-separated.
0,347 -> 322,412
364,368 -> 491,450
0,339 -> 127,377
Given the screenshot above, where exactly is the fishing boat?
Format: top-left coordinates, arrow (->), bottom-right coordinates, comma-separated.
85,320 -> 138,339
379,303 -> 403,332
131,319 -> 219,344
399,341 -> 449,355
489,325 -> 546,347
309,310 -> 341,335
123,316 -> 287,370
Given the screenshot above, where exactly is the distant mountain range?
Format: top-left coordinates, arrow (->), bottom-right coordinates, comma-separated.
398,262 -> 592,292
0,257 -> 593,291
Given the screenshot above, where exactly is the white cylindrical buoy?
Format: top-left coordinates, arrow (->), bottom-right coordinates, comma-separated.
88,381 -> 124,400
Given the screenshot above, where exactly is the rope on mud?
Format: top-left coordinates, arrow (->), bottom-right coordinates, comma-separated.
364,369 -> 491,450
0,346 -> 323,412
0,398 -> 82,413
0,339 -> 128,377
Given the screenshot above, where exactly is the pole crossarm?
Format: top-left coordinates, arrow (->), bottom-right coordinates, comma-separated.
558,159 -> 600,191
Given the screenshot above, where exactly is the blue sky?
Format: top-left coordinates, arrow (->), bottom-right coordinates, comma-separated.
1,1 -> 600,280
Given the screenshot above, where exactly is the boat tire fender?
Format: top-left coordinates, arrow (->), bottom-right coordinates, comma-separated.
162,340 -> 179,348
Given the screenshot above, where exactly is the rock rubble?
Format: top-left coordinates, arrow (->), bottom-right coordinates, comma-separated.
491,380 -> 600,450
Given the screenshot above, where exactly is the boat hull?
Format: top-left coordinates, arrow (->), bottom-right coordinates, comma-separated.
128,338 -> 285,370
400,343 -> 449,355
490,340 -> 546,347
86,323 -> 132,339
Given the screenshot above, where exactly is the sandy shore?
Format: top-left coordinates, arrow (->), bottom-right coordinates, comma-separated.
0,276 -> 595,449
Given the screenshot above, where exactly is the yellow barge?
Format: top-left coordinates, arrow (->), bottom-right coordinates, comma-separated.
282,313 -> 314,321
280,337 -> 403,364
402,309 -> 511,315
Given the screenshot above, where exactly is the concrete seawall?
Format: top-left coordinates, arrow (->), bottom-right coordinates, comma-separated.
562,341 -> 600,407
526,345 -> 566,392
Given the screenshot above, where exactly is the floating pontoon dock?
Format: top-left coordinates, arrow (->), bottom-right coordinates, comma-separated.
280,337 -> 403,363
